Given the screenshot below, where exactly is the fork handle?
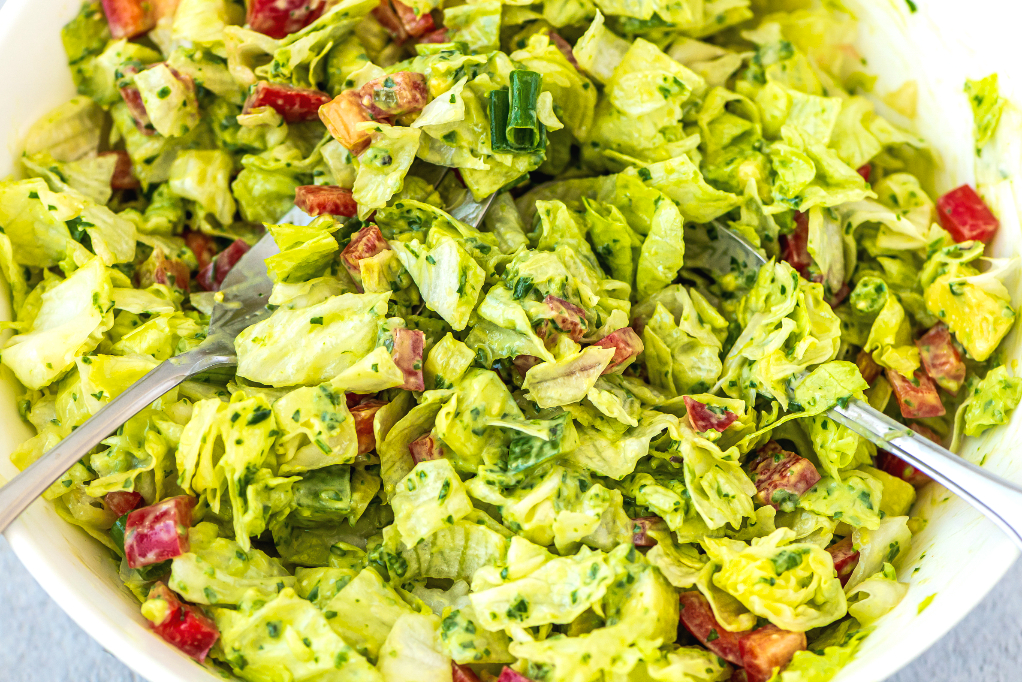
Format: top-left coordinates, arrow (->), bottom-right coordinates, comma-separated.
0,349 -> 233,534
831,398 -> 1022,550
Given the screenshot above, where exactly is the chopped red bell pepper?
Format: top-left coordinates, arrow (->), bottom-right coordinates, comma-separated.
319,90 -> 378,154
247,0 -> 327,39
138,247 -> 191,293
351,399 -> 387,455
358,72 -> 430,119
452,663 -> 482,682
679,591 -> 744,664
916,323 -> 966,395
887,369 -> 946,419
391,0 -> 434,37
684,396 -> 738,433
105,491 -> 144,517
341,224 -> 391,282
409,432 -> 445,464
294,185 -> 358,219
392,327 -> 425,391
242,81 -> 333,122
144,582 -> 219,662
536,295 -> 588,342
631,515 -> 665,547
738,624 -> 807,682
124,496 -> 195,569
101,0 -> 155,39
593,327 -> 644,374
747,441 -> 821,511
100,150 -> 140,190
855,349 -> 882,385
826,536 -> 859,586
197,239 -> 250,292
183,230 -> 216,272
937,184 -> 1000,243
780,212 -> 811,277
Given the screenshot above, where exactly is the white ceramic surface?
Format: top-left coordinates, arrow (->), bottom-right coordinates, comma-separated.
0,1 -> 1021,681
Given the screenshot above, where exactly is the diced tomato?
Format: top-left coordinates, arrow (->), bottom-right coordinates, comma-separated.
152,0 -> 179,22
124,496 -> 195,569
391,0 -> 434,37
100,150 -> 139,190
780,212 -> 811,277
916,323 -> 966,395
876,449 -> 932,488
101,0 -> 155,39
738,625 -> 807,682
887,369 -> 946,419
937,184 -> 1000,243
678,591 -> 743,665
319,90 -> 377,154
512,355 -> 542,381
856,163 -> 872,183
372,0 -> 409,43
547,31 -> 579,69
183,231 -> 216,272
826,536 -> 859,586
855,349 -> 882,385
747,441 -> 821,511
631,516 -> 665,547
118,73 -> 155,136
593,327 -> 644,374
392,327 -> 425,391
409,432 -> 444,464
341,224 -> 391,281
351,399 -> 387,455
497,668 -> 534,682
418,27 -> 449,43
537,295 -> 588,342
910,422 -> 942,444
358,72 -> 430,118
243,82 -> 333,122
138,247 -> 190,293
144,582 -> 219,662
684,396 -> 738,433
105,491 -> 144,517
294,185 -> 358,218
197,239 -> 250,292
247,0 -> 327,39
452,663 -> 481,682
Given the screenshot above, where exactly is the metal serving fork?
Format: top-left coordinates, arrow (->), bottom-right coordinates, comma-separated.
0,172 -> 499,533
692,222 -> 1022,550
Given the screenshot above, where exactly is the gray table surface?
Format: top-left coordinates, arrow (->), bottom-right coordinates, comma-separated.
0,533 -> 1018,681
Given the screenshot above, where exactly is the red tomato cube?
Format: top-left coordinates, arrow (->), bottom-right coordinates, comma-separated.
341,224 -> 391,281
319,90 -> 377,154
247,0 -> 327,39
826,536 -> 859,586
358,72 -> 430,118
593,327 -> 644,374
887,369 -> 946,419
780,211 -> 811,277
294,185 -> 358,219
197,239 -> 251,292
630,515 -> 665,547
855,349 -> 882,385
372,0 -> 409,43
105,491 -> 144,517
124,496 -> 195,569
351,399 -> 387,455
876,449 -> 932,488
183,230 -> 215,272
536,295 -> 588,342
144,582 -> 219,662
418,28 -> 449,43
747,441 -> 821,511
916,323 -> 966,395
738,625 -> 807,682
138,247 -> 190,293
684,396 -> 738,433
392,0 -> 434,37
497,668 -> 534,682
856,163 -> 872,183
392,327 -> 425,391
679,591 -> 744,664
409,432 -> 444,464
452,663 -> 481,682
243,82 -> 333,122
100,150 -> 140,190
118,74 -> 155,136
101,0 -> 155,39
937,184 -> 1000,243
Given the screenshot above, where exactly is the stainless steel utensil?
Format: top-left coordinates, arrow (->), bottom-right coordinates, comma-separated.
695,221 -> 1022,550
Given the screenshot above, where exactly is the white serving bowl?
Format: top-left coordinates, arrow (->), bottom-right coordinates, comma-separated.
0,0 -> 1020,680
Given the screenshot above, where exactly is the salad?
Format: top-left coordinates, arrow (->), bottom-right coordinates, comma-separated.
2,0 -> 1021,681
